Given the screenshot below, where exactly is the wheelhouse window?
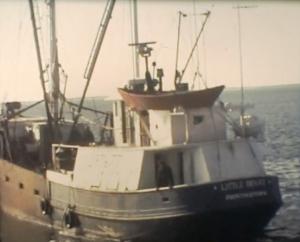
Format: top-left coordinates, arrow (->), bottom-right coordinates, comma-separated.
53,145 -> 78,171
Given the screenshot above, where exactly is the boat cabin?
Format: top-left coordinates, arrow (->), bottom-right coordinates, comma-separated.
113,100 -> 226,147
114,85 -> 226,147
47,86 -> 265,193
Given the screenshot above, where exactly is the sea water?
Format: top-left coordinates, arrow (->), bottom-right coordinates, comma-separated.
1,84 -> 299,242
222,84 -> 300,241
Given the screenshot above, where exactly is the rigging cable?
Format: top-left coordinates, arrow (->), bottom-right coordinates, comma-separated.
191,0 -> 201,89
192,1 -> 209,89
235,5 -> 257,137
237,5 -> 245,136
179,11 -> 210,84
59,66 -> 68,120
201,17 -> 208,88
6,100 -> 44,120
72,0 -> 116,132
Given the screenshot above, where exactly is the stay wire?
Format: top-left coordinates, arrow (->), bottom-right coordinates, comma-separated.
179,11 -> 210,84
192,0 -> 200,82
193,0 -> 208,89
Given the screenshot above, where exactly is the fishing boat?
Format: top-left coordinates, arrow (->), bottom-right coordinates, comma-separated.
0,1 -> 282,242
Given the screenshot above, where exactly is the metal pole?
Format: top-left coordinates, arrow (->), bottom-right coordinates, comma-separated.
83,0 -> 116,81
174,11 -> 186,87
234,5 -> 257,136
69,0 -> 116,142
28,0 -> 53,136
133,0 -> 140,78
179,11 -> 210,84
237,6 -> 245,135
48,0 -> 60,123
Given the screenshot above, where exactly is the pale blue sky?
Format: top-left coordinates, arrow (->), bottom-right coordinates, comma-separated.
0,0 -> 299,101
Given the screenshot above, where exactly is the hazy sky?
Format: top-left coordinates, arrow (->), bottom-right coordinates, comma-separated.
0,0 -> 300,101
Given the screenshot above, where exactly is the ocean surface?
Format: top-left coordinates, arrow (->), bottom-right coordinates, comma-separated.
1,84 -> 300,242
222,84 -> 300,242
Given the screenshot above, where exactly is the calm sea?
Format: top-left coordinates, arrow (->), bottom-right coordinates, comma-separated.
1,84 -> 300,242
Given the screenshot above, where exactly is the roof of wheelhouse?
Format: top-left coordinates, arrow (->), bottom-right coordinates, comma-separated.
118,85 -> 225,111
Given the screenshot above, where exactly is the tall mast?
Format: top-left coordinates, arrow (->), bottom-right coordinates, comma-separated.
235,5 -> 256,136
132,0 -> 140,78
237,6 -> 245,134
174,11 -> 187,87
178,11 -> 210,85
48,0 -> 60,123
28,0 -> 53,137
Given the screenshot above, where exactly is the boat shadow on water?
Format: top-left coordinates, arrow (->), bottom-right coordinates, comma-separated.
1,212 -> 300,242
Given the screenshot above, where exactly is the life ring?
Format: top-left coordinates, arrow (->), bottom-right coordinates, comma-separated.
40,198 -> 52,215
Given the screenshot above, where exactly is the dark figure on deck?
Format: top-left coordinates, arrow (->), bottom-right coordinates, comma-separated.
82,126 -> 94,144
156,155 -> 174,188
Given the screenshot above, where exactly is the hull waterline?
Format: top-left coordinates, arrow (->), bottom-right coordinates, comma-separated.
48,175 -> 282,241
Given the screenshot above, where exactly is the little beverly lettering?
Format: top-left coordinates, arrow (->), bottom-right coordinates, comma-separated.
220,179 -> 266,191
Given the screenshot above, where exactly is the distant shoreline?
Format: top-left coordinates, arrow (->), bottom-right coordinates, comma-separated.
1,83 -> 299,104
225,83 -> 300,92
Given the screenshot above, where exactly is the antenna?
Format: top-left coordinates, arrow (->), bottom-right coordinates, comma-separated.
128,42 -> 156,72
129,42 -> 157,92
48,0 -> 60,124
234,4 -> 257,136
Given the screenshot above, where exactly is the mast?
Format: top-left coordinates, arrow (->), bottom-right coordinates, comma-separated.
28,0 -> 53,137
235,5 -> 256,136
178,11 -> 210,85
236,6 -> 245,135
174,11 -> 187,87
48,0 -> 60,124
132,0 -> 140,78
